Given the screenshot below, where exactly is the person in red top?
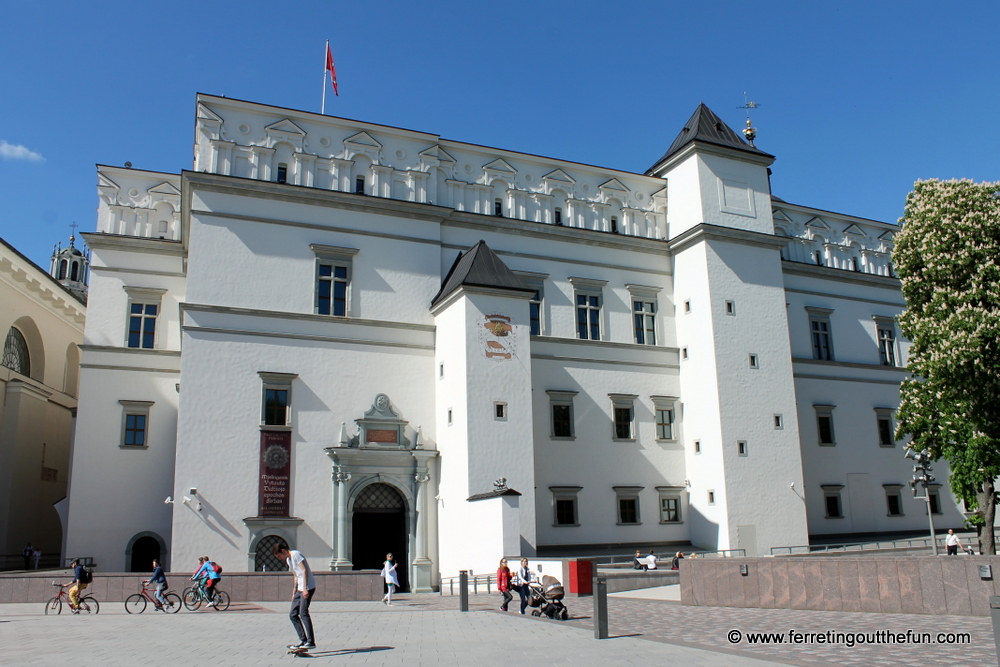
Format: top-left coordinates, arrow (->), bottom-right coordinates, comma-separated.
496,558 -> 513,612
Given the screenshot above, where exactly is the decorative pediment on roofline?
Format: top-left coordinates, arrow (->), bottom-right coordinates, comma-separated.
149,181 -> 181,197
843,224 -> 865,237
772,209 -> 793,222
599,178 -> 630,193
265,118 -> 307,136
542,168 -> 575,184
97,172 -> 120,190
419,145 -> 456,163
805,216 -> 831,231
344,131 -> 382,148
483,158 -> 517,174
878,230 -> 895,242
197,103 -> 224,123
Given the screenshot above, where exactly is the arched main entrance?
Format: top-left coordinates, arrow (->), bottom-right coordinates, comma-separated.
352,483 -> 408,591
128,535 -> 161,572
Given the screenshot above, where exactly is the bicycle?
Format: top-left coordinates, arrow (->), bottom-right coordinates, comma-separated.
182,579 -> 230,611
125,580 -> 182,614
45,583 -> 100,615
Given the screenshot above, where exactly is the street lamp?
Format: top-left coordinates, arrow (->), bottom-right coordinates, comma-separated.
905,447 -> 938,556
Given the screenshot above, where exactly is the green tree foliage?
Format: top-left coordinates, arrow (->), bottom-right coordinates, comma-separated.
894,179 -> 1000,554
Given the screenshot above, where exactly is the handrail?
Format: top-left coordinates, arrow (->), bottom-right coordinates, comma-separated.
439,573 -> 496,596
770,532 -> 996,556
592,548 -> 745,566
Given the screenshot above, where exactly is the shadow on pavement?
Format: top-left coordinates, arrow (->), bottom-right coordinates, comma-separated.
299,646 -> 394,658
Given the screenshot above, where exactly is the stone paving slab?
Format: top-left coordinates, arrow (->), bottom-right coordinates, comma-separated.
1,598 -> 786,667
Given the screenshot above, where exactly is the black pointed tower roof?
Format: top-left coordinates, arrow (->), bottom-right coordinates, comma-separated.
431,240 -> 534,307
646,103 -> 772,175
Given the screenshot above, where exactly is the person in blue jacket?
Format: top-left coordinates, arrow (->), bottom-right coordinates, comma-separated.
192,556 -> 222,605
144,559 -> 170,610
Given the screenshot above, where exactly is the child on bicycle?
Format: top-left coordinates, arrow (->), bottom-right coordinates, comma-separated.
192,555 -> 222,606
144,559 -> 170,610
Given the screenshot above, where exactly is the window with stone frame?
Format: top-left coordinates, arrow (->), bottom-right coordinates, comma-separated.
875,408 -> 895,447
806,307 -> 834,361
656,486 -> 684,523
547,390 -> 577,439
651,395 -> 678,441
311,244 -> 358,317
570,277 -> 607,341
124,286 -> 166,350
514,272 -> 548,337
260,372 -> 297,427
814,405 -> 836,446
119,400 -> 153,448
550,486 -> 581,527
875,317 -> 898,367
822,485 -> 844,518
884,484 -> 904,517
609,394 -> 637,441
615,486 -> 643,525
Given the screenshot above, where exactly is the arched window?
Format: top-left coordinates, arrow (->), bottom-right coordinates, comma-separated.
58,260 -> 67,280
254,534 -> 291,571
2,327 -> 30,376
70,261 -> 79,281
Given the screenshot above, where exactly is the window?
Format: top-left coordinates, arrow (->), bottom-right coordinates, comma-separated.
550,486 -> 581,526
822,485 -> 844,518
494,199 -> 503,217
876,318 -> 897,366
707,490 -> 716,505
276,163 -> 288,184
494,402 -> 507,421
725,300 -> 736,316
633,301 -> 656,345
570,277 -> 607,341
609,394 -> 637,440
610,216 -> 619,234
514,273 -> 547,337
614,486 -> 643,525
554,208 -> 562,225
927,486 -> 942,515
814,405 -> 836,446
119,400 -> 153,448
311,244 -> 358,317
737,440 -> 748,456
693,440 -> 701,454
651,395 -> 678,440
58,260 -> 68,280
355,176 -> 365,194
123,286 -> 166,350
875,408 -> 895,447
684,300 -> 691,313
748,353 -> 759,369
2,327 -> 30,376
657,487 -> 683,523
774,414 -> 784,430
547,390 -> 577,439
576,294 -> 601,340
259,372 -> 296,428
806,307 -> 834,361
851,258 -> 860,272
439,363 -> 444,378
681,347 -> 689,360
447,409 -> 453,426
884,484 -> 904,516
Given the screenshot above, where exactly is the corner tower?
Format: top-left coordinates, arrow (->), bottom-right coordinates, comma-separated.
652,105 -> 808,555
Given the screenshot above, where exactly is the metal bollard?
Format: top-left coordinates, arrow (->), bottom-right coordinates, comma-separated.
459,570 -> 469,612
990,596 -> 1000,664
593,576 -> 608,639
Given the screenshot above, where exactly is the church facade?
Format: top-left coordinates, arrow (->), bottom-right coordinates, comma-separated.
65,94 -> 962,585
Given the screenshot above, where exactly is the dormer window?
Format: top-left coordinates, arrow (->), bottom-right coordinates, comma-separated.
355,176 -> 365,194
494,199 -> 503,217
611,217 -> 619,234
554,208 -> 562,225
276,164 -> 288,184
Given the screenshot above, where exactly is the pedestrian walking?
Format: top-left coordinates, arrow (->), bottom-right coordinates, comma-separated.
380,553 -> 399,605
516,558 -> 534,615
497,558 -> 512,611
271,541 -> 316,652
32,548 -> 41,569
945,529 -> 963,556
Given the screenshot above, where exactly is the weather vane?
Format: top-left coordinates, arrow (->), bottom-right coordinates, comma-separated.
737,92 -> 760,147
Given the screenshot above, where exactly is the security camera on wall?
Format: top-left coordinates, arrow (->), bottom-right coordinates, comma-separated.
164,496 -> 174,504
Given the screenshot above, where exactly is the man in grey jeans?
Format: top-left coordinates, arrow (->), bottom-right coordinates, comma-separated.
272,541 -> 317,651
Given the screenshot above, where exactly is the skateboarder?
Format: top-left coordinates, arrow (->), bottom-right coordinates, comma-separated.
271,540 -> 316,652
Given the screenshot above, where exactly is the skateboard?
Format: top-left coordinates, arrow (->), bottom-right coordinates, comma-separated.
287,647 -> 311,657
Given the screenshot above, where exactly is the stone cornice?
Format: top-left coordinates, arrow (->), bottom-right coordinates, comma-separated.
81,232 -> 187,257
181,303 -> 436,332
781,260 -> 902,289
79,344 -> 182,357
668,223 -> 787,255
652,140 -> 775,175
0,250 -> 86,325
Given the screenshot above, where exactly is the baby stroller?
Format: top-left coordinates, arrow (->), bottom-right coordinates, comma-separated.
527,574 -> 569,620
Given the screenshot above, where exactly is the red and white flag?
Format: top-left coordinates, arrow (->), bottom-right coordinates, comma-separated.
326,43 -> 339,97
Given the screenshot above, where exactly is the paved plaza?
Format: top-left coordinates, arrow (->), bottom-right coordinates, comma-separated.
1,588 -> 996,666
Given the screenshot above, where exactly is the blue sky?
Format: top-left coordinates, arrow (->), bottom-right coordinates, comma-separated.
2,1 -> 997,270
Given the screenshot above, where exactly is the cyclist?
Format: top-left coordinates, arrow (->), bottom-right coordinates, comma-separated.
192,555 -> 222,606
65,559 -> 88,612
144,559 -> 170,611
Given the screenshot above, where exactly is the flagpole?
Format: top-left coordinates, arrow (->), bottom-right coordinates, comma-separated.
321,40 -> 328,115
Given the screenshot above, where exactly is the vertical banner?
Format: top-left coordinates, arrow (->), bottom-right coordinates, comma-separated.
259,430 -> 292,517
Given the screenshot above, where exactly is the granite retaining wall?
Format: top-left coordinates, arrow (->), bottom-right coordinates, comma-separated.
0,571 -> 383,604
680,556 -> 1000,617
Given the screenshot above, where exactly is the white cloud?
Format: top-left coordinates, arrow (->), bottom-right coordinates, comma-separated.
0,140 -> 44,162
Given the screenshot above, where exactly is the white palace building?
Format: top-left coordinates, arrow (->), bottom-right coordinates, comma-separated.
64,94 -> 964,588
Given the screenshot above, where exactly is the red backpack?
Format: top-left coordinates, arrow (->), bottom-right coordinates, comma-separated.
210,562 -> 223,576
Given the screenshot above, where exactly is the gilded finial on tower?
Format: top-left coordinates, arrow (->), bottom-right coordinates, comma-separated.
737,92 -> 760,147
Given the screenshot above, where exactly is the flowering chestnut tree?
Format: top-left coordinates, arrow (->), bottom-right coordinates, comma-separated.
894,179 -> 1000,554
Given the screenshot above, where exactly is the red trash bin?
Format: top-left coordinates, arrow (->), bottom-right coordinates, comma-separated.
568,559 -> 593,595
